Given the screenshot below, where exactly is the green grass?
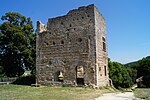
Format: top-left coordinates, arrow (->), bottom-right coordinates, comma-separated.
133,88 -> 150,100
0,85 -> 115,100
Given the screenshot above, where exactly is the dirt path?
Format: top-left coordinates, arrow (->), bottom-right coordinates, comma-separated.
95,92 -> 135,100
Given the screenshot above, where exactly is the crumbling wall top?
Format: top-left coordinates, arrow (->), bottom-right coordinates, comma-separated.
36,21 -> 47,34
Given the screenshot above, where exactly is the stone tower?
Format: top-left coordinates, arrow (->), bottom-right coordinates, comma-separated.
36,4 -> 109,87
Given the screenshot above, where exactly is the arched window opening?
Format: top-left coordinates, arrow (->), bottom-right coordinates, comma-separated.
61,40 -> 64,44
102,37 -> 106,42
58,72 -> 63,82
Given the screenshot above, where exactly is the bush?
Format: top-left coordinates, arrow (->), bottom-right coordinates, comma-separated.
142,76 -> 150,88
13,75 -> 35,85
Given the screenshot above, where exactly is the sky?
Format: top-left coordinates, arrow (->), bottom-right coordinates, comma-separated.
0,0 -> 150,64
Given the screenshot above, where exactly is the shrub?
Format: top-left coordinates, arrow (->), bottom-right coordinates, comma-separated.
13,75 -> 35,85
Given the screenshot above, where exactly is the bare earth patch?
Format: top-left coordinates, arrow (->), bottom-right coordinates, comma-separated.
133,88 -> 150,100
95,92 -> 135,100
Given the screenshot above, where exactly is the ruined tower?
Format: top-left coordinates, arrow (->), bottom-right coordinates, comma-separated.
36,4 -> 109,87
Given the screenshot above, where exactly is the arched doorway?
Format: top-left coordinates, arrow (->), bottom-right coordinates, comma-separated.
54,71 -> 63,82
76,66 -> 84,85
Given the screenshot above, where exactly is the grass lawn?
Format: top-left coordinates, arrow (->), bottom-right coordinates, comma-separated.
133,88 -> 150,100
0,85 -> 115,100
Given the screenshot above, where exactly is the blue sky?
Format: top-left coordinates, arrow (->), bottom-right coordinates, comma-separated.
0,0 -> 150,64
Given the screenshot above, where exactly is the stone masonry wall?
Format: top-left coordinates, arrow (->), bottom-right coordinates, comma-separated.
94,6 -> 109,87
36,4 -> 109,87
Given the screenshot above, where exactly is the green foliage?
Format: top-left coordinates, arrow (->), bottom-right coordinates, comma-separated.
108,59 -> 136,88
121,67 -> 132,87
0,12 -> 35,77
137,56 -> 150,78
126,66 -> 137,84
109,61 -> 123,88
109,56 -> 150,88
125,56 -> 150,88
0,66 -> 4,77
13,75 -> 35,85
142,75 -> 150,88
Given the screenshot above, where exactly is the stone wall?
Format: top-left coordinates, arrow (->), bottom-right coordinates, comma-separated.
94,5 -> 109,87
36,4 -> 109,87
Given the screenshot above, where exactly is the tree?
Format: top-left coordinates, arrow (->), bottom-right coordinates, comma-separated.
125,56 -> 150,88
126,66 -> 137,84
108,59 -> 135,88
137,56 -> 150,78
121,67 -> 132,88
136,56 -> 150,88
0,12 -> 35,77
108,61 -> 123,88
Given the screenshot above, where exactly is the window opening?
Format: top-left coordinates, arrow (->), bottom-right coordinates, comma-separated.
78,38 -> 82,42
61,22 -> 63,25
102,37 -> 106,42
61,40 -> 64,44
53,42 -> 55,45
99,67 -> 101,71
103,42 -> 106,51
104,66 -> 107,76
102,37 -> 106,52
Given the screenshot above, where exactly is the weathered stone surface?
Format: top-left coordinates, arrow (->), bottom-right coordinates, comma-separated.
36,4 -> 109,87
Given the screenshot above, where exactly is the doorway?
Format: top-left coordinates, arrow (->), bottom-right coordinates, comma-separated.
76,66 -> 84,85
54,71 -> 63,82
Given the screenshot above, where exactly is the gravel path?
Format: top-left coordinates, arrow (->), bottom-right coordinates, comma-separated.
95,92 -> 135,100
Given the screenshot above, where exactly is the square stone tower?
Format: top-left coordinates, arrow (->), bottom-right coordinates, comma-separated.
36,4 -> 109,87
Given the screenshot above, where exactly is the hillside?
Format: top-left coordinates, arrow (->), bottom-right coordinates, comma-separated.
125,56 -> 150,67
125,56 -> 150,87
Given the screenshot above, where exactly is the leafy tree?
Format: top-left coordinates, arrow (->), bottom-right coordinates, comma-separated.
126,66 -> 137,84
108,59 -> 135,88
134,56 -> 150,88
125,56 -> 150,88
109,61 -> 123,88
121,67 -> 132,88
0,12 -> 35,77
137,56 -> 150,78
142,75 -> 150,88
